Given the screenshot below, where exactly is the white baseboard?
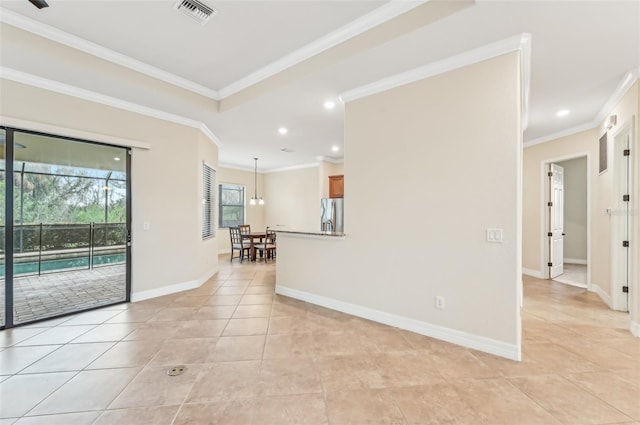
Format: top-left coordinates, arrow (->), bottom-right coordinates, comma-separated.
522,268 -> 544,279
631,321 -> 640,337
564,258 -> 587,265
131,267 -> 217,302
276,285 -> 520,361
197,268 -> 218,286
589,283 -> 612,308
218,249 -> 231,255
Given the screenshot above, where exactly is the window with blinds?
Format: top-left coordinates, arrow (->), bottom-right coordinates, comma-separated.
202,163 -> 215,239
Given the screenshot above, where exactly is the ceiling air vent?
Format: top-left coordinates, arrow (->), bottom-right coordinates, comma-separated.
174,0 -> 217,25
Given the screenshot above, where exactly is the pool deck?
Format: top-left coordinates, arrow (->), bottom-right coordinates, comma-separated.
0,264 -> 126,326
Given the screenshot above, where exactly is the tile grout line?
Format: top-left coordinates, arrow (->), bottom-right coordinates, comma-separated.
18,369 -> 81,419
561,373 -> 638,422
503,374 -> 572,424
90,300 -> 182,423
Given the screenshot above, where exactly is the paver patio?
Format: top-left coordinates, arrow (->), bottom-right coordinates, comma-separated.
0,264 -> 126,326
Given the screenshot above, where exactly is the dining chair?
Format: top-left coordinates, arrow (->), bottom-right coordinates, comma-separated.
239,224 -> 251,236
229,226 -> 251,262
238,224 -> 252,245
252,227 -> 276,262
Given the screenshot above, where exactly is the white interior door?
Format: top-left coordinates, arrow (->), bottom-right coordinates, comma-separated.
549,163 -> 564,279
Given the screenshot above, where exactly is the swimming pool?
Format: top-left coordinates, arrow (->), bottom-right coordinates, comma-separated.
0,253 -> 126,275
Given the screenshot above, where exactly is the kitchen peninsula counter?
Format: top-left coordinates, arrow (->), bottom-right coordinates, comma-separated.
275,230 -> 346,239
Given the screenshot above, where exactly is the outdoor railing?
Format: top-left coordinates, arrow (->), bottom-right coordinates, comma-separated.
0,223 -> 127,277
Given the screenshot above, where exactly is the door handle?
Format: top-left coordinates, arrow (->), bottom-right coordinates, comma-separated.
562,233 -> 566,236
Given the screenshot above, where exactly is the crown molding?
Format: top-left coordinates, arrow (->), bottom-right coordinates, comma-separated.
523,68 -> 639,148
264,162 -> 320,174
316,156 -> 344,164
340,33 -> 531,102
218,163 -> 256,173
1,2 -> 426,102
593,68 -> 638,128
0,67 -> 221,148
523,122 -> 597,148
339,33 -> 531,130
0,8 -> 220,100
198,123 -> 222,147
217,0 -> 426,98
219,162 -> 321,173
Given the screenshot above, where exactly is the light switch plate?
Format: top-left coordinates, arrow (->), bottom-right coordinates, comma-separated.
486,228 -> 503,243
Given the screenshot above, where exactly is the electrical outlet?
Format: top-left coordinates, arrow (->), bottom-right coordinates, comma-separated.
435,296 -> 445,310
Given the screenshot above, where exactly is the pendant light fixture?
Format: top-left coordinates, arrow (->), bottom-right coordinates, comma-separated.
250,157 -> 264,205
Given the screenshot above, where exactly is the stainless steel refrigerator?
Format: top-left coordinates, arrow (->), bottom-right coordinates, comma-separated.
320,198 -> 344,233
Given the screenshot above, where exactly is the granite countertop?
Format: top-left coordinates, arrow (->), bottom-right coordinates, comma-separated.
274,229 -> 346,237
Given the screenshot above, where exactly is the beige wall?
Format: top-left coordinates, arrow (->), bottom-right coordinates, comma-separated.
216,167 -> 266,253
277,52 -> 523,358
556,157 -> 588,262
264,166 -> 321,232
0,79 -> 219,298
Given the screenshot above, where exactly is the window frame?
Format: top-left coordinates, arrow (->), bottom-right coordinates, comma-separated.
218,183 -> 245,229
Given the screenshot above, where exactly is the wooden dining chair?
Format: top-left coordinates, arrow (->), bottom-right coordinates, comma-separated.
239,224 -> 251,236
252,227 -> 276,262
238,224 -> 251,245
266,229 -> 276,259
229,226 -> 251,262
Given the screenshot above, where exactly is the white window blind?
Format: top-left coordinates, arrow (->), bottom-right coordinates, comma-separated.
202,163 -> 216,239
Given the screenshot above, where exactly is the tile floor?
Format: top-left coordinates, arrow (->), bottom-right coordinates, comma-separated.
0,259 -> 638,424
553,263 -> 588,288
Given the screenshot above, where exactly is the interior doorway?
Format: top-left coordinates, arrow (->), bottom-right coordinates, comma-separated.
542,154 -> 590,289
552,157 -> 588,287
0,127 -> 132,328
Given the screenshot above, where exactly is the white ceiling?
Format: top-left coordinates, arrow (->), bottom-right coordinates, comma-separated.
1,0 -> 639,171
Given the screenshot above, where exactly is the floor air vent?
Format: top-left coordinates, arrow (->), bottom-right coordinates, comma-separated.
174,0 -> 217,25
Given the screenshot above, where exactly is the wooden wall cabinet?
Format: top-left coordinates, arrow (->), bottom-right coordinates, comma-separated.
329,175 -> 344,198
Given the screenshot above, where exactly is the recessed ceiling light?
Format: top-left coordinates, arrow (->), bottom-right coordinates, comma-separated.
113,157 -> 121,161
324,101 -> 336,110
556,109 -> 570,117
278,127 -> 288,135
331,146 -> 340,152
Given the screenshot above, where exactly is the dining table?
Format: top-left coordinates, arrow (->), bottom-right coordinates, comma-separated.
246,231 -> 266,261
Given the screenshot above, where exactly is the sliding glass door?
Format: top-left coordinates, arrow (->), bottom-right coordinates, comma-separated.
1,127 -> 131,328
1,128 -> 5,328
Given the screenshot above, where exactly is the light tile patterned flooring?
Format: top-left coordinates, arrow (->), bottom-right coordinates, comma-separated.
0,259 -> 638,424
553,263 -> 588,288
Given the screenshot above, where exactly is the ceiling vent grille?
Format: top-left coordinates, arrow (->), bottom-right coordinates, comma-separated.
174,0 -> 217,25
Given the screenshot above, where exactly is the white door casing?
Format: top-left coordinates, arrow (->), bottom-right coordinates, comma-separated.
549,163 -> 564,279
612,127 -> 632,312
